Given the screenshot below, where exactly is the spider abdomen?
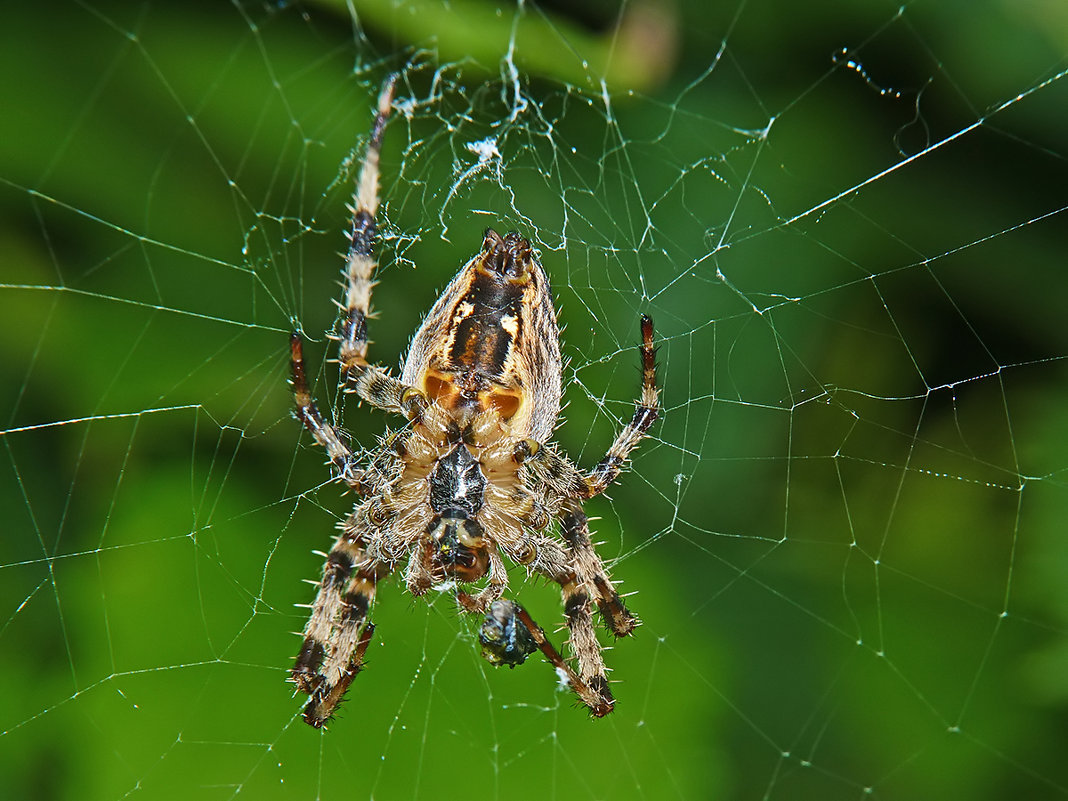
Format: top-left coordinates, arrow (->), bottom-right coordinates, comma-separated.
401,229 -> 562,443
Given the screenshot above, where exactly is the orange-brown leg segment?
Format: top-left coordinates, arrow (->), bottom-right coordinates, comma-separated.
479,599 -> 614,717
290,332 -> 364,489
583,314 -> 660,498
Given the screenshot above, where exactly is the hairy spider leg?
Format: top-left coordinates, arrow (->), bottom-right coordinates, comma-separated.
337,73 -> 390,372
291,527 -> 390,727
499,600 -> 614,718
556,502 -> 623,714
333,74 -> 423,418
289,333 -> 363,488
288,78 -> 423,483
582,314 -> 660,497
560,501 -> 640,639
564,313 -> 658,638
525,315 -> 658,639
301,624 -> 375,729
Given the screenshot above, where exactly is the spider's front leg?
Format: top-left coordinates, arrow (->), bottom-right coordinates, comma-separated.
291,514 -> 391,728
555,501 -> 627,714
473,526 -> 624,717
558,499 -> 640,638
480,598 -> 614,718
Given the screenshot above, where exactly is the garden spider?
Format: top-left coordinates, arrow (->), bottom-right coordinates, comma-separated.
288,76 -> 660,727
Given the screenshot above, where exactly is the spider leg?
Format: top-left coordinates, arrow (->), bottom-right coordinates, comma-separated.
298,623 -> 375,729
558,574 -> 615,715
481,599 -> 613,717
582,314 -> 660,498
337,74 -> 392,377
486,503 -> 627,715
559,502 -> 640,637
290,332 -> 364,489
291,524 -> 390,727
332,75 -> 427,420
545,499 -> 646,716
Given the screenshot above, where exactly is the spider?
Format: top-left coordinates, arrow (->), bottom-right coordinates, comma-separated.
288,76 -> 660,727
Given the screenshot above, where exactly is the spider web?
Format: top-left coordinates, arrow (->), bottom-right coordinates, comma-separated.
2,1 -> 1067,799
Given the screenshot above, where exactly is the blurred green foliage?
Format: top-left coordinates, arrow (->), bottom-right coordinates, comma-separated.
2,1 -> 1067,800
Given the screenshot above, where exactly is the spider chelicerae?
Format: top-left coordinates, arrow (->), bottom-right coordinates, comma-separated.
288,76 -> 660,727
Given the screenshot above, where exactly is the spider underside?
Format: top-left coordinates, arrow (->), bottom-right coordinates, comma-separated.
288,76 -> 660,727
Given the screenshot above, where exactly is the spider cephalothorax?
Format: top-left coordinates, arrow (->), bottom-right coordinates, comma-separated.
288,77 -> 660,727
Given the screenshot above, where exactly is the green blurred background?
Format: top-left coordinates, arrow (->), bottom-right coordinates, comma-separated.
2,1 -> 1067,799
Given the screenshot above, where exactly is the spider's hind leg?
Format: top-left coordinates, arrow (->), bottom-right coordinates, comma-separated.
327,75 -> 427,421
337,74 -> 394,379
